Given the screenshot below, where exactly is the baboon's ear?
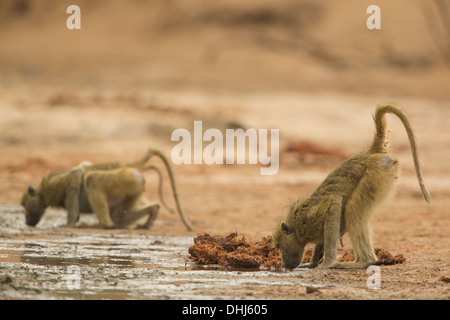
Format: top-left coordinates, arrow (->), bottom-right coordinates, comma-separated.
281,222 -> 293,235
28,186 -> 36,197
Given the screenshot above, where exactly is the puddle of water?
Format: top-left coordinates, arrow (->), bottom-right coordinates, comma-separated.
0,205 -> 329,299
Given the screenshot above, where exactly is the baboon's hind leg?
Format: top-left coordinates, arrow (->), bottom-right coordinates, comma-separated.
140,203 -> 160,229
332,221 -> 378,269
114,203 -> 160,229
113,203 -> 160,229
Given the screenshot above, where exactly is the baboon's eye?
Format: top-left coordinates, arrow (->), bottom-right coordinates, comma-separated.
28,186 -> 36,197
281,222 -> 293,235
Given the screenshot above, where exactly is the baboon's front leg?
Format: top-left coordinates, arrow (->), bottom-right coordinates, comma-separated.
65,190 -> 81,227
64,170 -> 83,227
297,244 -> 323,268
319,196 -> 343,268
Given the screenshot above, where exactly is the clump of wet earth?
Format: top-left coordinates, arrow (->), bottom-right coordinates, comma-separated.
188,231 -> 281,269
188,232 -> 406,269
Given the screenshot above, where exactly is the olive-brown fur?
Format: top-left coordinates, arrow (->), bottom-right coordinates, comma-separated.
273,104 -> 430,269
21,149 -> 193,230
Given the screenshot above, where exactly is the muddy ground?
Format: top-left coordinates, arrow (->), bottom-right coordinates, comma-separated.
0,1 -> 449,300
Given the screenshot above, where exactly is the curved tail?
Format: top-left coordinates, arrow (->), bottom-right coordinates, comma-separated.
132,149 -> 194,230
142,165 -> 174,214
370,104 -> 431,203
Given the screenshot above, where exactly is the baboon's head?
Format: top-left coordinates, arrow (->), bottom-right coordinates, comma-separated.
21,186 -> 47,226
272,222 -> 306,269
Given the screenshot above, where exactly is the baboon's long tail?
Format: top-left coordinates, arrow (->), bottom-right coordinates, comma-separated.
370,104 -> 431,203
141,165 -> 174,214
132,149 -> 194,230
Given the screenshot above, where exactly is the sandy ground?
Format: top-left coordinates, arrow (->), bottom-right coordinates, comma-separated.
0,0 -> 449,300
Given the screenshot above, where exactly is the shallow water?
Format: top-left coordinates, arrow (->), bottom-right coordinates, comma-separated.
0,206 -> 325,300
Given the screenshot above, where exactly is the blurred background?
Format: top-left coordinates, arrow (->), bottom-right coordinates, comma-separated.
0,0 -> 449,96
0,0 -> 448,238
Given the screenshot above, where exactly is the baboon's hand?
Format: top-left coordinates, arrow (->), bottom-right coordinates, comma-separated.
297,263 -> 319,269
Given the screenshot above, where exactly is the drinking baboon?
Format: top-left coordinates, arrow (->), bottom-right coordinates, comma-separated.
21,149 -> 193,230
273,104 -> 430,269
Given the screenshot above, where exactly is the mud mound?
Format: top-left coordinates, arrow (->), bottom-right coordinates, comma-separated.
374,248 -> 406,265
189,232 -> 405,269
302,247 -> 405,266
188,232 -> 281,269
335,248 -> 406,265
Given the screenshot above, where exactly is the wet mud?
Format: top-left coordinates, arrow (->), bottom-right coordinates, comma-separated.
188,232 -> 406,270
0,206 -> 328,300
188,232 -> 281,269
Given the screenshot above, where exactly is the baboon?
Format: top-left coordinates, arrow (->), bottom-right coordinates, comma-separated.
272,104 -> 431,269
21,149 -> 194,230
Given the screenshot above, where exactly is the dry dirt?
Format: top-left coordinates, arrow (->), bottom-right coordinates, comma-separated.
0,0 -> 449,300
